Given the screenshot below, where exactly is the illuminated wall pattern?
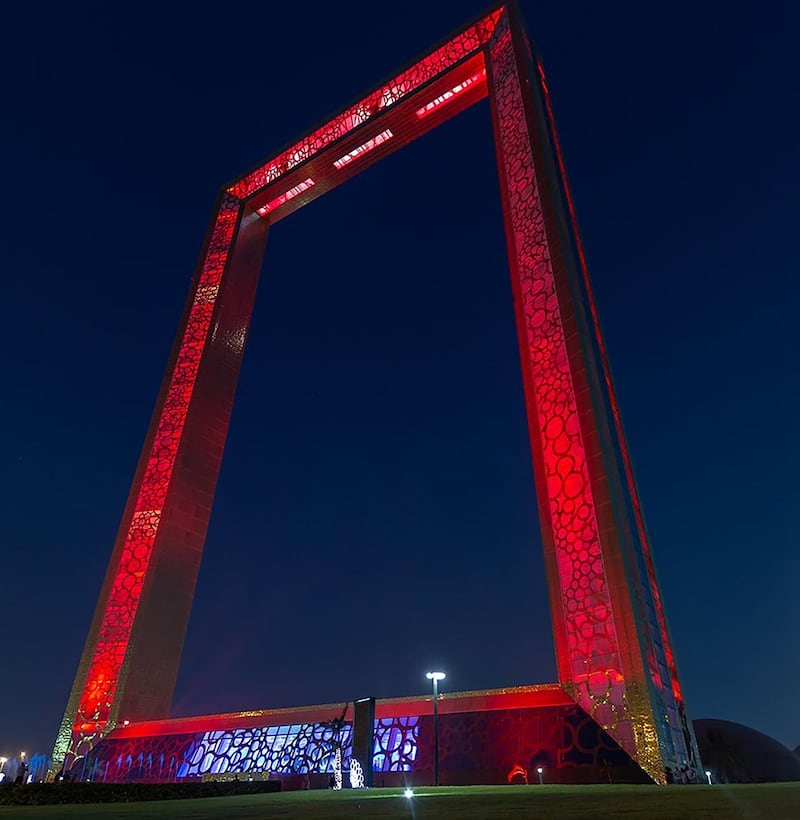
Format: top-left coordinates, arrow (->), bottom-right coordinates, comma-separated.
535,60 -> 698,766
172,719 -> 420,778
80,719 -> 420,781
54,1 -> 700,785
78,706 -> 646,784
178,724 -> 352,777
373,717 -> 420,772
52,194 -> 243,773
227,9 -> 502,200
486,10 -> 701,778
488,12 -> 629,748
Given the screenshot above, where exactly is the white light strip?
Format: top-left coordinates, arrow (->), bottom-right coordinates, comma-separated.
333,130 -> 394,169
257,178 -> 315,215
415,69 -> 486,118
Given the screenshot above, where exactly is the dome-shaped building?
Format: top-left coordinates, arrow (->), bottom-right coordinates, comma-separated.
693,719 -> 800,783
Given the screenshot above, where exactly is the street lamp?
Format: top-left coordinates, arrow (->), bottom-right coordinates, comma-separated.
426,671 -> 446,787
537,766 -> 544,785
705,770 -> 713,785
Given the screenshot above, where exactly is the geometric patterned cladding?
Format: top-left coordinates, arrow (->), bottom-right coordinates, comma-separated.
51,0 -> 701,784
73,689 -> 650,786
79,720 -> 422,782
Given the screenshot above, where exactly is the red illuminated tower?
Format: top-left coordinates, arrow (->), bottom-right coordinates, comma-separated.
51,2 -> 701,783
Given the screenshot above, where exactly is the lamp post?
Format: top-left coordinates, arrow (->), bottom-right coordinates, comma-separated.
426,672 -> 446,787
705,770 -> 713,786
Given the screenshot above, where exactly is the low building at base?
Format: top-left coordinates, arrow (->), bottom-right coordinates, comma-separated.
72,685 -> 651,787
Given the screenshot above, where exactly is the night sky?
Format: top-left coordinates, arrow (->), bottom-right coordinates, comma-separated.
2,0 -> 798,758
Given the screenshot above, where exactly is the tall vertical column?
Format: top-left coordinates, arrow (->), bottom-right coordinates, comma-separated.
487,5 -> 700,782
50,194 -> 269,776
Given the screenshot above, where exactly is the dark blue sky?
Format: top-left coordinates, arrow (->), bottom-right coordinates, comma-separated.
2,0 -> 798,757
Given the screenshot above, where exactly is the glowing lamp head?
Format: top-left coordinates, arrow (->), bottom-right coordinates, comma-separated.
705,770 -> 711,776
537,767 -> 543,774
404,788 -> 414,798
20,752 -> 26,758
123,720 -> 130,726
426,671 -> 446,682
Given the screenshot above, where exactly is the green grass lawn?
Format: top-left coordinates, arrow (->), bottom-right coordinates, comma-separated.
1,784 -> 798,820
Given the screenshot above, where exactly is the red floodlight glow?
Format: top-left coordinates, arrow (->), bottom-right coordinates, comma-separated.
416,68 -> 487,118
257,179 -> 315,215
53,4 -> 700,788
333,130 -> 394,169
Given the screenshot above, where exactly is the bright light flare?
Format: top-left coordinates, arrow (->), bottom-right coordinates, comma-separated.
333,130 -> 393,168
426,671 -> 446,681
416,69 -> 486,118
404,788 -> 414,798
256,179 -> 315,215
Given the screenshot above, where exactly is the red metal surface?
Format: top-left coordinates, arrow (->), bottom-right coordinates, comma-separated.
109,684 -> 570,739
227,9 -> 502,201
71,196 -> 241,748
487,14 -> 629,753
53,1 -> 698,784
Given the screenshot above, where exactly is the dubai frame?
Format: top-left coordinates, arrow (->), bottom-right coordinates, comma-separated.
52,2 -> 701,784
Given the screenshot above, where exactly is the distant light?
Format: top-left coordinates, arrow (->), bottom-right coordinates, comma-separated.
20,752 -> 26,758
256,178 -> 315,215
426,671 -> 446,682
404,788 -> 414,798
123,720 -> 130,726
415,69 -> 486,118
333,130 -> 393,169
